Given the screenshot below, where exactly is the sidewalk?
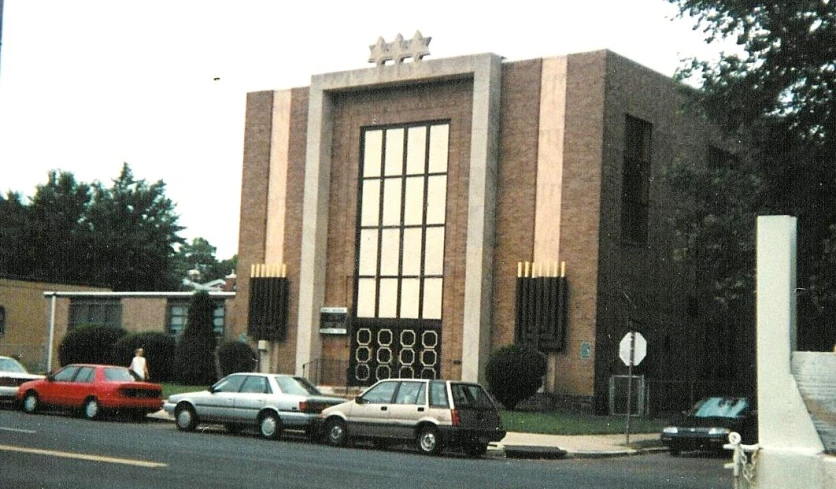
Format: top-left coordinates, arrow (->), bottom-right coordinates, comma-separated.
148,410 -> 665,459
491,431 -> 666,459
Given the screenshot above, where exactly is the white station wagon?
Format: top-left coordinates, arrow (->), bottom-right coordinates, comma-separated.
316,379 -> 506,456
164,373 -> 345,439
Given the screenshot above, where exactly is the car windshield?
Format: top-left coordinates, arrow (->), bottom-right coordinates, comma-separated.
0,357 -> 27,373
690,397 -> 748,418
276,376 -> 322,395
104,367 -> 135,382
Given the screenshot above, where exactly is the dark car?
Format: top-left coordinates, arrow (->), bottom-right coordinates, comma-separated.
661,396 -> 757,456
17,364 -> 163,420
317,379 -> 506,457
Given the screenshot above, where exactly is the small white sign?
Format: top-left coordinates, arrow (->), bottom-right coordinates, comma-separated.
619,331 -> 647,366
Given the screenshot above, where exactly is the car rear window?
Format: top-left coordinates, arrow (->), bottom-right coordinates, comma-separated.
450,383 -> 495,409
104,367 -> 134,382
276,376 -> 322,395
691,397 -> 748,418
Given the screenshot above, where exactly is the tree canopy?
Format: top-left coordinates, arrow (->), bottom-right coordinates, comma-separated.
0,163 -> 234,292
668,0 -> 836,349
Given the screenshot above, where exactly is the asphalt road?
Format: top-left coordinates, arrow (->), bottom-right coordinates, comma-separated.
0,408 -> 730,489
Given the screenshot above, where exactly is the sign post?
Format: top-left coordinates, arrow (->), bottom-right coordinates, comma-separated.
619,331 -> 647,444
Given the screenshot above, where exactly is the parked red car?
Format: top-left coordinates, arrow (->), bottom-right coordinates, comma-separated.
16,364 -> 163,420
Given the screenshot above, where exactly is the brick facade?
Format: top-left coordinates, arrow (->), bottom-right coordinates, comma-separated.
230,49 -> 733,412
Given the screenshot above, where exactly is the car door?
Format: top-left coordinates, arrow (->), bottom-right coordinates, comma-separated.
348,380 -> 397,438
232,375 -> 269,424
39,365 -> 80,406
200,374 -> 245,422
386,381 -> 428,440
65,366 -> 97,408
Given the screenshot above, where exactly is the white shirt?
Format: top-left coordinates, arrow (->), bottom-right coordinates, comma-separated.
130,356 -> 147,380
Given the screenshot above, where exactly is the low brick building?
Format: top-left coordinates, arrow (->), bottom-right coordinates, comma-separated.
229,41 -> 749,413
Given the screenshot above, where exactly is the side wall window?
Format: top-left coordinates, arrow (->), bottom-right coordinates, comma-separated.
621,115 -> 653,244
69,301 -> 122,329
0,306 -> 6,336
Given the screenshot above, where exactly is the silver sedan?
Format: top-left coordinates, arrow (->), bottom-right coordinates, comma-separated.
163,373 -> 346,439
0,356 -> 43,401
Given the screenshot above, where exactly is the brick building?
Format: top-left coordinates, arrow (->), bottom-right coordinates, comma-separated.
230,41 -> 748,413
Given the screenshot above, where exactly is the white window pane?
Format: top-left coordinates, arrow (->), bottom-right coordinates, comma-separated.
357,279 -> 377,318
361,180 -> 380,226
384,129 -> 405,176
401,228 -> 422,276
423,278 -> 443,319
382,178 -> 402,226
403,177 -> 424,226
358,229 -> 378,276
380,229 -> 401,276
364,130 -> 383,177
379,279 -> 398,318
400,279 -> 420,319
424,228 -> 445,275
428,124 -> 449,173
406,126 -> 427,175
426,175 -> 447,225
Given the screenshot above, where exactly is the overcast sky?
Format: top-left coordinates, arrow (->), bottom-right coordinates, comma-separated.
0,0 -> 719,259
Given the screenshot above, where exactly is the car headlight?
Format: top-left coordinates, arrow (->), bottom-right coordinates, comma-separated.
708,427 -> 730,436
662,427 -> 678,434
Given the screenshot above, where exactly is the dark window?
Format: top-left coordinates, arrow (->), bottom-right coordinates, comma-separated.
69,301 -> 122,329
0,306 -> 6,336
622,115 -> 653,244
167,301 -> 225,338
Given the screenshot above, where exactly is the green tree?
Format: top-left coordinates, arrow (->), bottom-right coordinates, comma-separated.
0,191 -> 34,277
669,0 -> 836,350
87,163 -> 185,291
27,171 -> 94,283
174,291 -> 218,385
172,238 -> 236,287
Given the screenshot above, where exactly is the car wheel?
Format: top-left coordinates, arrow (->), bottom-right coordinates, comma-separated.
325,418 -> 348,447
175,404 -> 198,432
416,425 -> 443,455
22,391 -> 39,414
258,412 -> 282,440
83,398 -> 100,420
464,442 -> 488,457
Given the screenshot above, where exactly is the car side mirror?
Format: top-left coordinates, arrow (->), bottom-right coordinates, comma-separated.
355,396 -> 366,404
208,385 -> 216,394
46,373 -> 55,382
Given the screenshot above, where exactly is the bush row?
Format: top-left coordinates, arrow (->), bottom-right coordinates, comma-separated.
57,325 -> 256,384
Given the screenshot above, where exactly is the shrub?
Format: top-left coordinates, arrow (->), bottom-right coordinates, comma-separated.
58,325 -> 126,367
217,341 -> 257,377
113,332 -> 176,382
174,291 -> 218,385
485,344 -> 547,410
